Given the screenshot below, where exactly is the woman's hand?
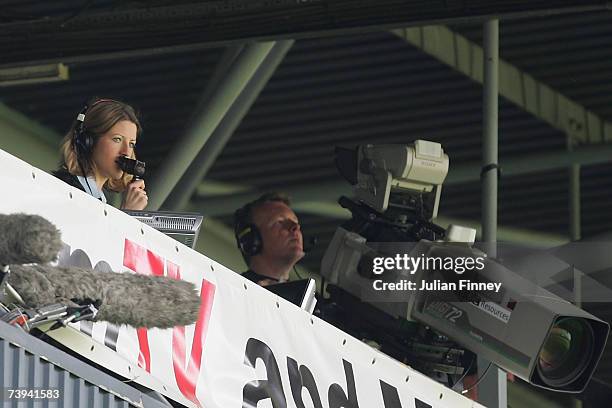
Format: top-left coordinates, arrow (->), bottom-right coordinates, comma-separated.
121,179 -> 148,210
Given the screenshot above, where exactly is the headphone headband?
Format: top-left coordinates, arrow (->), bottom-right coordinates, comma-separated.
76,98 -> 117,124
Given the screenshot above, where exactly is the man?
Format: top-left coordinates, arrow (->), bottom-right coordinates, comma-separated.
234,192 -> 304,286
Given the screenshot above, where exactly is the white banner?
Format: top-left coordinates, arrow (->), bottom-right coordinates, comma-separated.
0,149 -> 483,408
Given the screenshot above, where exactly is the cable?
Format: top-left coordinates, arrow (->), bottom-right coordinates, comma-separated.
76,158 -> 96,197
1,306 -> 25,324
32,319 -> 66,345
450,352 -> 476,390
461,362 -> 493,395
445,345 -> 461,387
320,276 -> 326,297
38,320 -> 62,338
292,265 -> 303,280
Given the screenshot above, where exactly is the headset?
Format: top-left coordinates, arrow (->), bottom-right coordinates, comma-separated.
73,104 -> 95,161
72,98 -> 121,197
234,194 -> 314,264
73,98 -> 118,162
234,204 -> 263,261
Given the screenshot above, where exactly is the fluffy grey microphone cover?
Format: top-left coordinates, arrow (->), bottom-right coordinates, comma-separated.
8,264 -> 201,329
0,213 -> 62,265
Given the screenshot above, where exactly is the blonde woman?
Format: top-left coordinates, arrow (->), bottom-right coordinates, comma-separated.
53,98 -> 147,210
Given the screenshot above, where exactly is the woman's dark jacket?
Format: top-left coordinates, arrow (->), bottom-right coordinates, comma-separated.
52,167 -> 85,192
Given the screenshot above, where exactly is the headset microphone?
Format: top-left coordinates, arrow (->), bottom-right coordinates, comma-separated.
303,236 -> 318,253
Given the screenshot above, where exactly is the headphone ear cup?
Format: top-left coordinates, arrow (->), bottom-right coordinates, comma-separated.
73,103 -> 95,161
237,224 -> 263,257
83,132 -> 94,154
85,132 -> 94,156
74,126 -> 94,161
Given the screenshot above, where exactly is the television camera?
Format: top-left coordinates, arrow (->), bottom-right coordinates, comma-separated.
320,141 -> 609,393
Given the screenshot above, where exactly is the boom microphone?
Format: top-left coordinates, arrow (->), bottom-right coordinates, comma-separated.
7,264 -> 201,329
0,214 -> 62,265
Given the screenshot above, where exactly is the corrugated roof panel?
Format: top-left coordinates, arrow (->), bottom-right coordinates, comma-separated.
0,322 -> 170,407
452,11 -> 612,119
0,9 -> 610,267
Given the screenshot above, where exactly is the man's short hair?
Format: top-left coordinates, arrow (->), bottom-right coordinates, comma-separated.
234,192 -> 291,227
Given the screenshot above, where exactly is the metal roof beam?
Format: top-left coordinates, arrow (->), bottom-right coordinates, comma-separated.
162,40 -> 294,211
192,143 -> 612,216
1,1 -> 608,68
147,41 -> 278,210
0,103 -> 60,171
190,197 -> 565,247
391,25 -> 612,146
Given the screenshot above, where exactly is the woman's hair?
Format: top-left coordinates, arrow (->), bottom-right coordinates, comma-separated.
59,98 -> 142,192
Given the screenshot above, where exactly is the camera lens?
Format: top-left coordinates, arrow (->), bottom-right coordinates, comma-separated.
537,317 -> 594,388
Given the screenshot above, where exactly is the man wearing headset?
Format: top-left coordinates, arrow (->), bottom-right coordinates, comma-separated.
234,192 -> 304,286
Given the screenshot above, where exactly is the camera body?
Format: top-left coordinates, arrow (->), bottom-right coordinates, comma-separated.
322,140 -> 610,393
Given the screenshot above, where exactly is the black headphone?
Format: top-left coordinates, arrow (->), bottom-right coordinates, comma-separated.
234,205 -> 263,261
73,103 -> 95,161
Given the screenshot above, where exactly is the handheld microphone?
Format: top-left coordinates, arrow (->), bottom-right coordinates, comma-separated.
0,214 -> 62,265
116,156 -> 146,180
7,264 -> 201,329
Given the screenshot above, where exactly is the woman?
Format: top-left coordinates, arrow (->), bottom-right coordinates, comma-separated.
53,98 -> 148,210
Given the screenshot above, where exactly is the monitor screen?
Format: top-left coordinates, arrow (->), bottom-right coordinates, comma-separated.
266,278 -> 317,313
123,210 -> 203,249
